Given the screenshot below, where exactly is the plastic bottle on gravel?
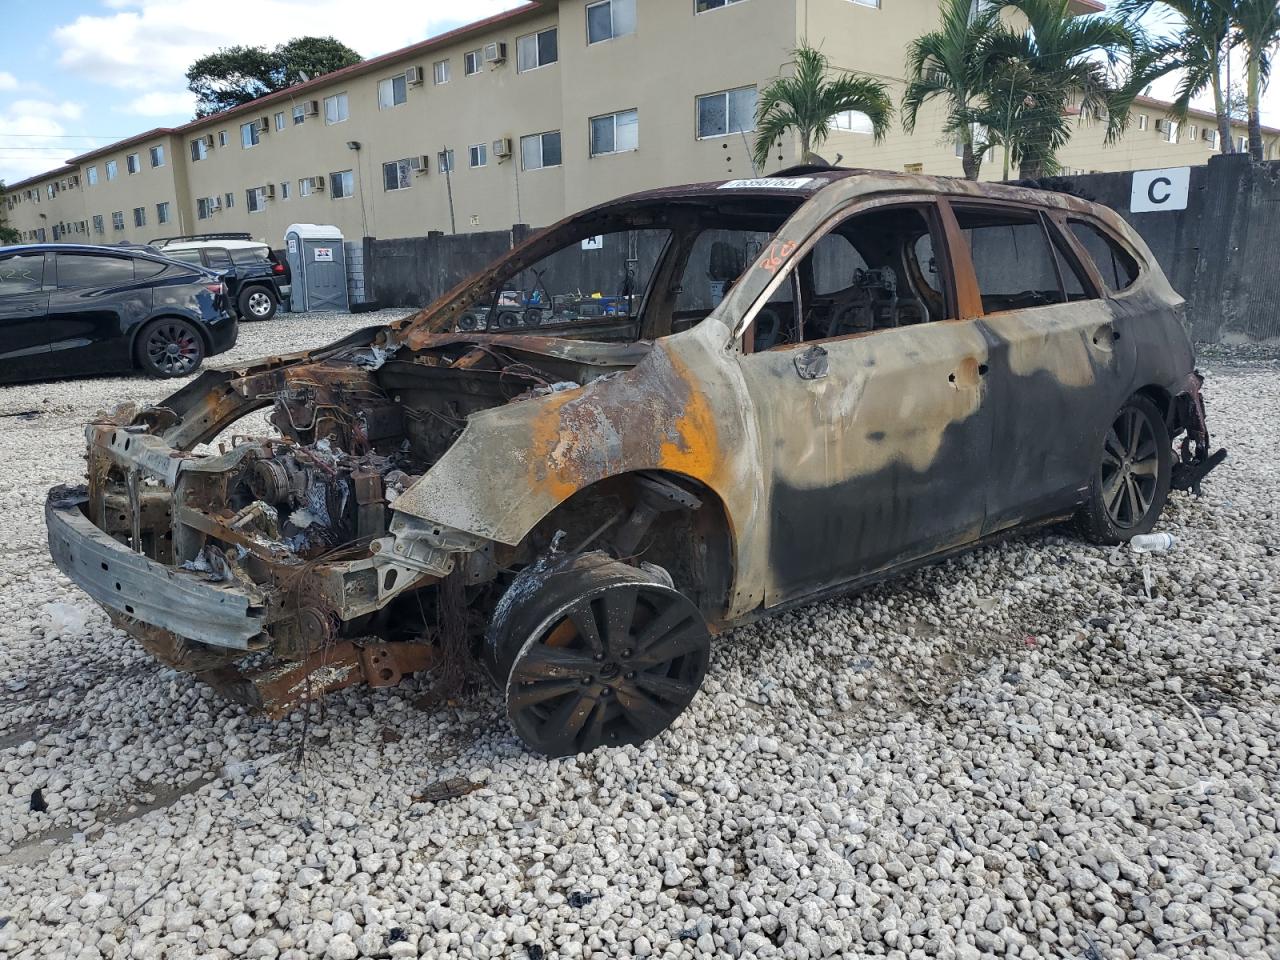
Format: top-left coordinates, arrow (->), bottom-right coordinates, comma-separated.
1130,532 -> 1177,553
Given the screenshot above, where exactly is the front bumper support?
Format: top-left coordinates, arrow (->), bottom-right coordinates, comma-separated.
46,486 -> 265,649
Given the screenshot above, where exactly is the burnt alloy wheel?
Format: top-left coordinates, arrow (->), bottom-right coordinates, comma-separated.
238,286 -> 277,321
1075,394 -> 1172,544
487,553 -> 710,757
136,318 -> 206,378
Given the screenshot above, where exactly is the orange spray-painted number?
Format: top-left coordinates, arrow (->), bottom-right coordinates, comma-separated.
759,239 -> 797,273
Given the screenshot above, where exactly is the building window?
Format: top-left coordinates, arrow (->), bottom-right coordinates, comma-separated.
590,108 -> 639,156
696,85 -> 756,138
246,187 -> 265,213
433,59 -> 451,84
86,166 -> 98,186
105,160 -> 118,181
156,201 -> 171,224
517,28 -> 558,72
292,104 -> 306,125
383,159 -> 413,191
330,169 -> 354,198
274,111 -> 286,131
1204,128 -> 1218,147
1137,114 -> 1148,131
218,131 -> 228,146
149,145 -> 165,167
197,197 -> 212,220
1187,124 -> 1197,140
695,0 -> 746,11
464,49 -> 482,75
190,139 -> 208,162
378,74 -> 407,109
133,206 -> 146,228
469,143 -> 488,167
224,191 -> 235,209
300,178 -> 314,197
324,93 -> 349,124
851,0 -> 880,8
587,0 -> 636,43
241,121 -> 260,148
831,109 -> 874,134
111,211 -> 124,231
520,130 -> 562,170
92,214 -> 104,234
280,180 -> 291,200
126,153 -> 140,174
438,148 -> 455,173
1236,134 -> 1247,152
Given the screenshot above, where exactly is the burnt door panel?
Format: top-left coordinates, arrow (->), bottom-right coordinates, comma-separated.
953,206 -> 1138,534
0,252 -> 53,382
47,253 -> 147,374
740,319 -> 995,606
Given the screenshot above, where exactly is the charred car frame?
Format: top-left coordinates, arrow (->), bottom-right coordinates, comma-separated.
46,168 -> 1222,756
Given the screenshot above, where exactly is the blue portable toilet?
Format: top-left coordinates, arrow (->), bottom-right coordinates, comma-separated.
284,223 -> 349,312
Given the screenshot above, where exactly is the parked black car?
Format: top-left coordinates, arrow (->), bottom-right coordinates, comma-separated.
151,234 -> 291,321
0,243 -> 237,384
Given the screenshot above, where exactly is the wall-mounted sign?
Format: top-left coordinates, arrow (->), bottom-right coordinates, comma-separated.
1130,167 -> 1190,213
313,247 -> 334,262
287,238 -> 297,254
581,235 -> 604,250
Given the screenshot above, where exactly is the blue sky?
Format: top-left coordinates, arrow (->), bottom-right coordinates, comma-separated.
1,0 -> 1276,185
0,0 -> 527,184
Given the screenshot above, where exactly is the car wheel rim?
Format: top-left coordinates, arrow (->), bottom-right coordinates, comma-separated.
1101,407 -> 1159,529
507,583 -> 709,756
247,292 -> 272,317
146,324 -> 200,375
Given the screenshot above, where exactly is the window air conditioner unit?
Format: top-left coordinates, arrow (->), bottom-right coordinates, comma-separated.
255,117 -> 270,133
484,42 -> 507,64
411,155 -> 430,173
311,176 -> 325,192
303,100 -> 320,117
405,65 -> 424,85
210,196 -> 222,211
1155,118 -> 1171,133
1202,128 -> 1215,143
203,134 -> 216,148
263,184 -> 275,199
492,137 -> 512,158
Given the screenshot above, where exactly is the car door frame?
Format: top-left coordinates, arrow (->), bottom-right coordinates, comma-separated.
0,250 -> 55,382
944,197 -> 1140,535
46,250 -> 149,376
729,193 -> 1001,607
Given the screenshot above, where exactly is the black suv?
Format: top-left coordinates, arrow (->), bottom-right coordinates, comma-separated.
0,243 -> 236,383
151,233 -> 291,321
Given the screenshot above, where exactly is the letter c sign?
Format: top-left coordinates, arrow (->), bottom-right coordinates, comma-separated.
1131,167 -> 1190,212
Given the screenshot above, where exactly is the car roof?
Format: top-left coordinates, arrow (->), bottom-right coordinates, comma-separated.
158,239 -> 269,251
0,242 -> 218,272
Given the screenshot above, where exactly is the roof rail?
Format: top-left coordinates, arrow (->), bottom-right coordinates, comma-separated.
149,232 -> 254,247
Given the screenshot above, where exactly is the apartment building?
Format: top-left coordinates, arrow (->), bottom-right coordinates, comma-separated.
6,0 -> 1279,249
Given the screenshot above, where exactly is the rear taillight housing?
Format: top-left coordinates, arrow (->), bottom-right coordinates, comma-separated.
272,263 -> 285,274
205,282 -> 225,296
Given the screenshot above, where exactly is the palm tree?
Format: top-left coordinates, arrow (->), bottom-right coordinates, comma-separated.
902,0 -> 1003,179
753,44 -> 893,171
1119,0 -> 1235,153
981,0 -> 1159,177
1230,0 -> 1280,160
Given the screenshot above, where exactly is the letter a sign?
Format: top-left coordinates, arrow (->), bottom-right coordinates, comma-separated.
1130,167 -> 1190,213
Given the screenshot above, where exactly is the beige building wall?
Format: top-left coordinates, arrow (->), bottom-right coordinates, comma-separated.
5,0 -> 1279,248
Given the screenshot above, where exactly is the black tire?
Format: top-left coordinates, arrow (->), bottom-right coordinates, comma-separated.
135,318 -> 206,378
486,552 -> 711,757
238,285 -> 277,321
1075,394 -> 1172,544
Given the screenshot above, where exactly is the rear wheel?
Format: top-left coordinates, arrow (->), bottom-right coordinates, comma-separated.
486,553 -> 710,757
238,286 -> 277,321
1075,394 -> 1172,544
135,318 -> 205,378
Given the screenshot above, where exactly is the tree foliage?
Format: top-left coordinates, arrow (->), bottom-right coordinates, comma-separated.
186,37 -> 362,118
753,44 -> 893,170
0,183 -> 18,245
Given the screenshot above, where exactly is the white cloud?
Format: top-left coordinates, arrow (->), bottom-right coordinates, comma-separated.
0,99 -> 92,183
125,90 -> 198,117
0,72 -> 18,92
52,0 -> 528,104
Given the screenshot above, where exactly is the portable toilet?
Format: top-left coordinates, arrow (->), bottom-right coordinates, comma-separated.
284,223 -> 349,312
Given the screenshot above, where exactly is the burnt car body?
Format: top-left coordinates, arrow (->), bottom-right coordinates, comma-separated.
46,168 -> 1222,756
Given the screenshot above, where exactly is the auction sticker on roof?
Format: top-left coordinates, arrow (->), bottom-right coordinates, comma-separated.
718,177 -> 815,190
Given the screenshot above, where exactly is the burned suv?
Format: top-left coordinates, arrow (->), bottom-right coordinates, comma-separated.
47,168 -> 1222,756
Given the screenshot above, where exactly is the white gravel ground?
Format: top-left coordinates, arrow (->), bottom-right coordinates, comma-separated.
0,312 -> 1276,960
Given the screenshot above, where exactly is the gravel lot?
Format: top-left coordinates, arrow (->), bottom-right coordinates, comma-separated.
0,311 -> 1276,960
